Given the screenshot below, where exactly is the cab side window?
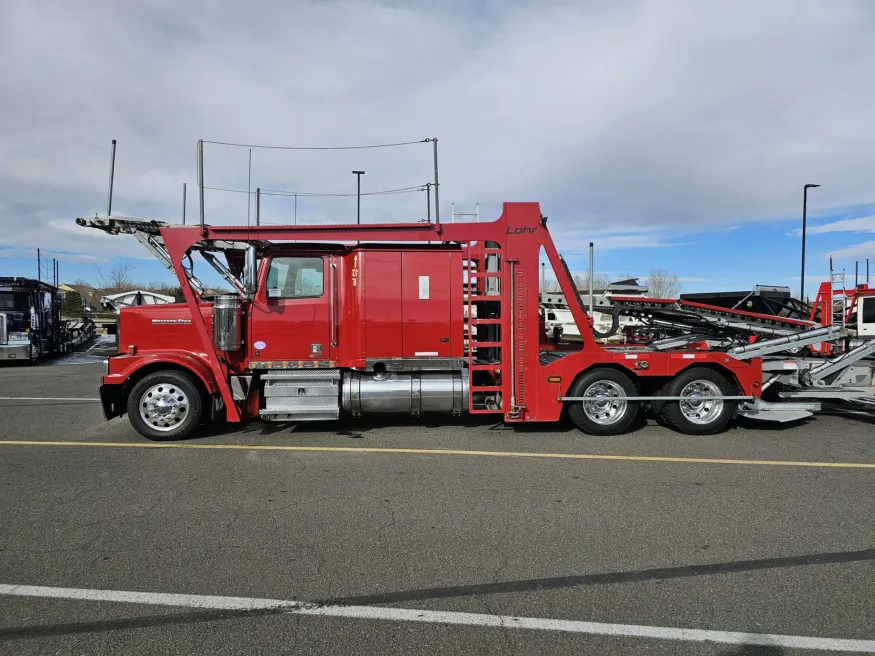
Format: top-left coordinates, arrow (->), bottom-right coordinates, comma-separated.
266,257 -> 324,299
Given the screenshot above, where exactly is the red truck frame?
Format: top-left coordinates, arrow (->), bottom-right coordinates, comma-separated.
96,203 -> 767,439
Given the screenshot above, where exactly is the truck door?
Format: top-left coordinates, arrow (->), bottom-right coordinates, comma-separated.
248,254 -> 334,362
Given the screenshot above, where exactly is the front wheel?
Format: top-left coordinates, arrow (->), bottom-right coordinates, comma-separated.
26,339 -> 42,365
567,368 -> 639,436
657,367 -> 736,435
127,371 -> 203,440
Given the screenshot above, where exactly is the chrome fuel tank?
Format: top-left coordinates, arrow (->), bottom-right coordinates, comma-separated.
342,369 -> 468,415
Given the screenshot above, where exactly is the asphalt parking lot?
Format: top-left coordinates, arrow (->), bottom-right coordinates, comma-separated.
0,358 -> 873,655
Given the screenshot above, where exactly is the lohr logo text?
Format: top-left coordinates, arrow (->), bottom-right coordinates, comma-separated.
506,226 -> 537,234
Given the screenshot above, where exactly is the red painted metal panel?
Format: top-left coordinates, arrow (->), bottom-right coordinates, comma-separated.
401,323 -> 453,357
401,251 -> 452,324
116,303 -> 213,353
400,251 -> 455,358
104,351 -> 218,393
448,250 -> 464,358
248,255 -> 331,362
335,252 -> 364,366
364,251 -> 402,358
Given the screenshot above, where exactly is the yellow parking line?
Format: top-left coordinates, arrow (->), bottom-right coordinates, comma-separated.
0,440 -> 873,469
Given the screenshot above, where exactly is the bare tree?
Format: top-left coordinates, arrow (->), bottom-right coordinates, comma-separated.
98,261 -> 136,294
545,272 -> 611,293
646,268 -> 681,299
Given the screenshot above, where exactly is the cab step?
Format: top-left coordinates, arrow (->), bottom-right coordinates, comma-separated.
259,369 -> 340,422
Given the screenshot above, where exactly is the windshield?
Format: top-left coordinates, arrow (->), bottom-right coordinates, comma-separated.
0,292 -> 30,311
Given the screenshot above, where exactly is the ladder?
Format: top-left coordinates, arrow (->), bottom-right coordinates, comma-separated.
452,203 -> 480,223
464,243 -> 506,414
830,269 -> 848,327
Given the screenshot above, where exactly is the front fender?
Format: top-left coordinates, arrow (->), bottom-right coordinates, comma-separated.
103,351 -> 219,395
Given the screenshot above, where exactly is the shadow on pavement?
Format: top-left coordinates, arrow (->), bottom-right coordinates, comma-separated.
3,548 -> 868,642
319,547 -> 875,606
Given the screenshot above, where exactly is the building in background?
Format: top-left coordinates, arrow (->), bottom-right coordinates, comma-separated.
100,290 -> 175,313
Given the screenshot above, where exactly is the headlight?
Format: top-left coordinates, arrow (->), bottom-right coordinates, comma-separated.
8,332 -> 29,341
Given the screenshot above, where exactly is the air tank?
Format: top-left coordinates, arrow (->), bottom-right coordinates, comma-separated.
213,295 -> 242,351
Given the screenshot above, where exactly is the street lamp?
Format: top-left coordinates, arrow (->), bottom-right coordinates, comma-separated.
800,183 -> 821,301
352,170 -> 365,225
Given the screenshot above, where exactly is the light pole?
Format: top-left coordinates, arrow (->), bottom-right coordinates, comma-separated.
352,170 -> 365,224
800,183 -> 821,301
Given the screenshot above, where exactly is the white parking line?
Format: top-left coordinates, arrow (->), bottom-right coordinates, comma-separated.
1,583 -> 872,652
0,397 -> 100,402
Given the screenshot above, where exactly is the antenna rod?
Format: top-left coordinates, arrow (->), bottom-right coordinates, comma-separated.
588,242 -> 595,316
426,183 -> 431,223
247,148 -> 252,226
106,139 -> 117,216
431,138 -> 440,227
197,139 -> 205,234
182,182 -> 187,225
856,261 -> 859,287
256,187 -> 261,226
53,258 -> 57,287
37,248 -> 40,284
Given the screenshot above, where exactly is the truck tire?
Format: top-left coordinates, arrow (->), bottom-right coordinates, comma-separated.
567,368 -> 639,436
26,339 -> 42,366
657,367 -> 735,435
127,371 -> 203,440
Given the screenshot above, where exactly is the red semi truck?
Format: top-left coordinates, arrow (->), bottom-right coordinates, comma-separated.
77,203 -> 875,440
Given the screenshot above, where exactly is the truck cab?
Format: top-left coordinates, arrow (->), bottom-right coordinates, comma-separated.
0,278 -> 59,362
857,295 -> 875,337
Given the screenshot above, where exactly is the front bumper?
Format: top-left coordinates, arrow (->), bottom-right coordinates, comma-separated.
0,344 -> 30,360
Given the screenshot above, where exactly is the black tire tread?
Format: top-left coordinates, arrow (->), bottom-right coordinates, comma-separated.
657,367 -> 734,435
127,370 -> 203,441
566,368 -> 639,436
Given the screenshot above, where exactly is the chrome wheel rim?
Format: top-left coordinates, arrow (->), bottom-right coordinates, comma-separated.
139,383 -> 189,432
679,380 -> 723,425
582,380 -> 628,425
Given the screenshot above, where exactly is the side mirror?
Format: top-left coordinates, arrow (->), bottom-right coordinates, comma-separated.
244,245 -> 258,295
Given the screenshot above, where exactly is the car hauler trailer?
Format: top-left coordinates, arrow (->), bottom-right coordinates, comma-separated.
76,203 -> 875,440
0,277 -> 95,363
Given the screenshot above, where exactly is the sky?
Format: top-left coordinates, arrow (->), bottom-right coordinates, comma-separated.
1,0 -> 874,298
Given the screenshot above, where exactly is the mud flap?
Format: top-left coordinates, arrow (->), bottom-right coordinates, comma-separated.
99,384 -> 125,420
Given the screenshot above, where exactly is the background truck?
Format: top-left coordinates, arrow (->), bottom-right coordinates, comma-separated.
77,203 -> 875,440
0,277 -> 95,363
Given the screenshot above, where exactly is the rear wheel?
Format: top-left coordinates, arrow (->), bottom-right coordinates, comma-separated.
657,367 -> 735,435
567,368 -> 639,436
127,371 -> 203,440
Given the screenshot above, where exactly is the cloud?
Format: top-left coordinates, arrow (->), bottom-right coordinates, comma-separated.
792,215 -> 875,236
1,0 -> 875,262
0,247 -> 111,263
828,240 -> 875,262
